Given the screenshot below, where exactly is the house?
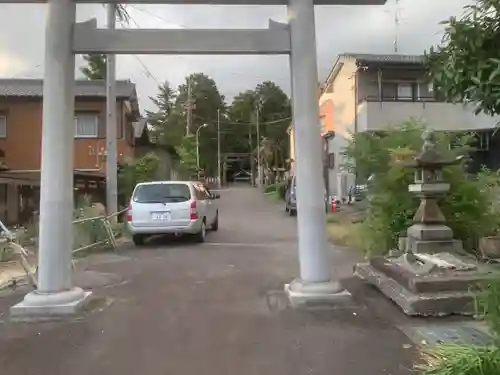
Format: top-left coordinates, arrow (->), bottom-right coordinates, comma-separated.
319,53 -> 500,201
0,78 -> 141,225
288,84 -> 332,176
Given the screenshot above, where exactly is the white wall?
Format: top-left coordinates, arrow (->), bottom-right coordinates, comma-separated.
357,101 -> 500,132
329,59 -> 357,201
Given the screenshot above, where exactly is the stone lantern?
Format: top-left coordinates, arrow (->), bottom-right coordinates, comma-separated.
355,130 -> 497,317
400,130 -> 462,255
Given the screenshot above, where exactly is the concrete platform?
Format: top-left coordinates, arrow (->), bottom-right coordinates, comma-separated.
10,288 -> 92,322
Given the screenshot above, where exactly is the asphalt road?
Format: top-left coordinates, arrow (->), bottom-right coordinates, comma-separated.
0,185 -> 415,375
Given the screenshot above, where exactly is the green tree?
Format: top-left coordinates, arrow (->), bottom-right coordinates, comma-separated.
118,152 -> 159,203
176,135 -> 198,179
174,73 -> 226,176
226,90 -> 256,155
81,54 -> 107,80
228,81 -> 291,172
145,81 -> 182,146
80,5 -> 129,80
426,0 -> 500,116
344,119 -> 497,255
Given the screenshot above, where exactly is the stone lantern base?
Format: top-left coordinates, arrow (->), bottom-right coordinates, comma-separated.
355,258 -> 496,316
354,222 -> 500,316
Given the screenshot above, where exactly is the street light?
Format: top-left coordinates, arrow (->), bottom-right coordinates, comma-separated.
196,123 -> 208,172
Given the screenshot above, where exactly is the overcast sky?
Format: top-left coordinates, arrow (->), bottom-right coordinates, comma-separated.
0,1 -> 471,111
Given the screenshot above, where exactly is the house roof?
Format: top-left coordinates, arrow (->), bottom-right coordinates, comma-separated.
0,79 -> 137,100
342,53 -> 425,65
323,53 -> 425,87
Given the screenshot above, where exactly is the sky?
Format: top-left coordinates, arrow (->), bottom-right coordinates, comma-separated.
0,0 -> 472,112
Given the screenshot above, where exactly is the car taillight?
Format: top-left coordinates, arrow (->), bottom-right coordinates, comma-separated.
190,200 -> 198,220
126,204 -> 132,221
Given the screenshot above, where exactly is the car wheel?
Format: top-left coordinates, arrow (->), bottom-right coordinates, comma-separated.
211,212 -> 219,231
194,221 -> 206,243
133,234 -> 145,246
289,209 -> 297,217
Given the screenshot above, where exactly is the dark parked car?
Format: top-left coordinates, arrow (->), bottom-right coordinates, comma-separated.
284,176 -> 297,216
284,175 -> 329,216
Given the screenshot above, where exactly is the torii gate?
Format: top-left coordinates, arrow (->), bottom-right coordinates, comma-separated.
4,0 -> 386,319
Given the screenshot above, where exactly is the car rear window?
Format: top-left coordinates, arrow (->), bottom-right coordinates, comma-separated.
132,183 -> 192,203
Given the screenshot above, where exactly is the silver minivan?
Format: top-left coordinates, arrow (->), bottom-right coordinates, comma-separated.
125,181 -> 220,246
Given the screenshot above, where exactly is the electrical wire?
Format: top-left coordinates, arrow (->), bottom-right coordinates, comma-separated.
116,15 -> 162,86
193,113 -> 291,127
128,5 -> 187,28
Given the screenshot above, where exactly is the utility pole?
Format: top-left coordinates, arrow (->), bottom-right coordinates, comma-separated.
394,0 -> 400,53
106,4 -> 118,217
256,106 -> 261,187
248,118 -> 254,186
217,108 -> 221,188
186,77 -> 193,136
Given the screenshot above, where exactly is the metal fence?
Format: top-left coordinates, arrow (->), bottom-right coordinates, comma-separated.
0,209 -> 126,289
72,209 -> 124,255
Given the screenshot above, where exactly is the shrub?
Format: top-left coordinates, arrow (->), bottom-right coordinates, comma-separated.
118,152 -> 159,204
264,183 -> 277,193
344,119 -> 499,256
276,181 -> 287,200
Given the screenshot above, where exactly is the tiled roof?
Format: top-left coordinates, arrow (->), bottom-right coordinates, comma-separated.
342,53 -> 425,64
0,79 -> 137,99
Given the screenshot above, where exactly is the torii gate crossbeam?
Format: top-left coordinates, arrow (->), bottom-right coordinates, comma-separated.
9,0 -> 386,320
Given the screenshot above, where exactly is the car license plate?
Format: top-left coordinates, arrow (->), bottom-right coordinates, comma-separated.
151,212 -> 170,221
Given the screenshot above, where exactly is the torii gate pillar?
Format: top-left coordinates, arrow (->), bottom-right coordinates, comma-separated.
10,0 -> 91,320
284,0 -> 350,306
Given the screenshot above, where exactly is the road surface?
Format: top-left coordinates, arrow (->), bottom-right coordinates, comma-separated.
0,186 -> 415,375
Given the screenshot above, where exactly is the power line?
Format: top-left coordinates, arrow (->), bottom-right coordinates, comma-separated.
117,15 -> 161,86
129,5 -> 187,28
193,113 -> 291,127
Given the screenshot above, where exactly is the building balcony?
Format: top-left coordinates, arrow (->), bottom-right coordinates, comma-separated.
356,98 -> 500,133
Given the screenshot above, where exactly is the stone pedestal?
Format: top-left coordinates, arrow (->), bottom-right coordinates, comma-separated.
354,253 -> 498,316
405,223 -> 464,255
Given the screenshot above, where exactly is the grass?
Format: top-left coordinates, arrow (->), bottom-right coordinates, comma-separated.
417,343 -> 500,375
326,208 -> 366,251
265,190 -> 281,202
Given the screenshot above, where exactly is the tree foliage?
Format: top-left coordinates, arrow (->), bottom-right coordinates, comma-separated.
344,119 -> 500,255
146,74 -> 291,179
145,81 -> 179,146
146,74 -> 226,176
426,0 -> 500,116
227,82 -> 291,174
81,54 -> 107,80
118,152 -> 159,203
80,5 -> 129,80
176,135 -> 198,179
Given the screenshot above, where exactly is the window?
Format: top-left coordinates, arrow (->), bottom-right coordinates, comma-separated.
75,113 -> 98,138
132,183 -> 192,203
194,183 -> 211,200
474,131 -> 490,151
397,83 -> 413,100
0,116 -> 6,138
327,153 -> 335,169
